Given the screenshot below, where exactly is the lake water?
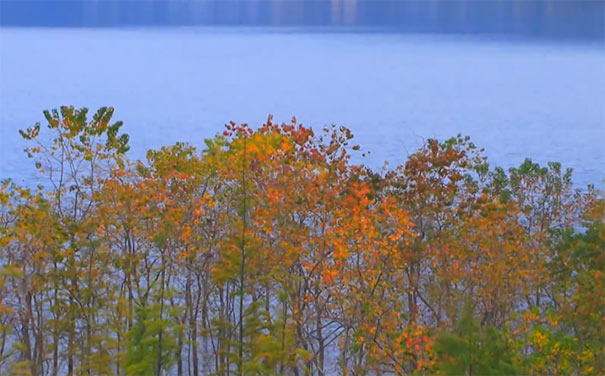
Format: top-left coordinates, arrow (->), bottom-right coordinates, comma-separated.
1,3 -> 604,188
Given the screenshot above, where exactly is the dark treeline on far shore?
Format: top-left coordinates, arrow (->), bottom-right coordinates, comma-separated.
1,0 -> 604,41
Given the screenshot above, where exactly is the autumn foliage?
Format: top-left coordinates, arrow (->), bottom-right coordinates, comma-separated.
0,106 -> 603,375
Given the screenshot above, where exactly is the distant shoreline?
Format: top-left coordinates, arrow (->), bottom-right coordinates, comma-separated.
2,0 -> 603,41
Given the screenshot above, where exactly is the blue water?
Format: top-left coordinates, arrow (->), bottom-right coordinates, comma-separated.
1,2 -> 604,188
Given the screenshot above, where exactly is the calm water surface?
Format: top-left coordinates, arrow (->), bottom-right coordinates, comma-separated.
1,27 -> 604,187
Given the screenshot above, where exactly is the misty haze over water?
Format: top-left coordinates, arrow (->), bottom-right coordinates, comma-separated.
1,0 -> 604,187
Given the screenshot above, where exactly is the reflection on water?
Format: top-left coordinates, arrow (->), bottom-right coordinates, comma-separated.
1,0 -> 604,40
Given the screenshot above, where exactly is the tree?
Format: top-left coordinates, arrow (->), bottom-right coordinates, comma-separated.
2,107 -> 602,375
434,305 -> 520,376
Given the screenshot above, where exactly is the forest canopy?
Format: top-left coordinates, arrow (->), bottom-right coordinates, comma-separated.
0,106 -> 603,375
